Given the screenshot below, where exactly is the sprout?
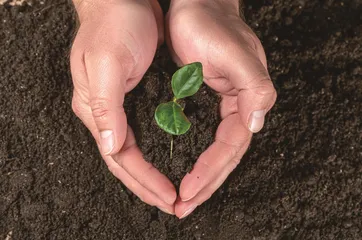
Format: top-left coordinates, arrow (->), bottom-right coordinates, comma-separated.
154,62 -> 203,158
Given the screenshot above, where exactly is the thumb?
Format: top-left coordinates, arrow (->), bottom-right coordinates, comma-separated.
224,48 -> 277,133
86,51 -> 130,155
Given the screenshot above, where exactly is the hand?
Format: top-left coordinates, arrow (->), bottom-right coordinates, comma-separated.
166,0 -> 277,218
70,0 -> 176,214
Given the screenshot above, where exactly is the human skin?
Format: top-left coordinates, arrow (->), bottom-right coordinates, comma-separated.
70,0 -> 176,214
167,0 -> 277,218
70,0 -> 277,218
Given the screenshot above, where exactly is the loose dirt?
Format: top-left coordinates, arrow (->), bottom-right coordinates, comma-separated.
0,0 -> 361,239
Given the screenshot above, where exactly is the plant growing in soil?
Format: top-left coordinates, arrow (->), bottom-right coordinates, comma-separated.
155,62 -> 203,158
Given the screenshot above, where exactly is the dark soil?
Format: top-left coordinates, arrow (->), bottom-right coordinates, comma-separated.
125,48 -> 220,187
1,0 -> 361,239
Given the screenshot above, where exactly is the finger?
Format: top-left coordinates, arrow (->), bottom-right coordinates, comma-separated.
221,39 -> 277,133
149,0 -> 164,46
179,114 -> 252,201
113,127 -> 177,205
85,50 -> 130,156
165,12 -> 184,67
105,154 -> 174,215
71,93 -> 99,142
175,150 -> 248,219
219,95 -> 238,119
71,101 -> 174,214
70,41 -> 91,110
72,59 -> 176,206
241,24 -> 268,69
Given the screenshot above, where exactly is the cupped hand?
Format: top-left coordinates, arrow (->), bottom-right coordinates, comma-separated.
70,0 -> 176,214
166,0 -> 277,218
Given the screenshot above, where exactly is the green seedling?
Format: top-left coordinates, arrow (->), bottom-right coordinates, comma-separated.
155,62 -> 203,158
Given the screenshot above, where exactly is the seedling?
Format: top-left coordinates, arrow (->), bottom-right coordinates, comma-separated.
155,62 -> 203,158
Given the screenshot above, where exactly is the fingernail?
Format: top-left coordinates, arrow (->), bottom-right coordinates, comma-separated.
158,207 -> 174,215
248,110 -> 266,133
180,205 -> 197,219
100,130 -> 114,155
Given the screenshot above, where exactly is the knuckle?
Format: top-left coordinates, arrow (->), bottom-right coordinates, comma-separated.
230,158 -> 241,169
84,48 -> 112,64
242,30 -> 262,51
146,162 -> 156,173
70,47 -> 84,72
71,99 -> 82,118
255,80 -> 276,96
138,193 -> 154,206
90,97 -> 111,120
113,155 -> 124,168
108,165 -> 118,177
69,48 -> 78,65
246,72 -> 276,97
70,37 -> 84,64
272,90 -> 278,104
249,32 -> 262,47
215,139 -> 241,159
69,44 -> 87,85
205,193 -> 213,201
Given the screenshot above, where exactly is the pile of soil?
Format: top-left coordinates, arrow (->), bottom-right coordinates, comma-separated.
1,0 -> 361,239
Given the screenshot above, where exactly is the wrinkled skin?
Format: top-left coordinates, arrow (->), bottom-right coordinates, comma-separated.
70,0 -> 276,218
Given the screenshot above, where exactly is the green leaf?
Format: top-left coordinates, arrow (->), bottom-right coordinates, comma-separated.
172,62 -> 203,99
155,101 -> 191,135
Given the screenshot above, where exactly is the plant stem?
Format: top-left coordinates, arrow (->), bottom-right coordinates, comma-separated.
170,135 -> 174,160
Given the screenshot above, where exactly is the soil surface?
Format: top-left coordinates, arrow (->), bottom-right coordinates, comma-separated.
1,0 -> 362,239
